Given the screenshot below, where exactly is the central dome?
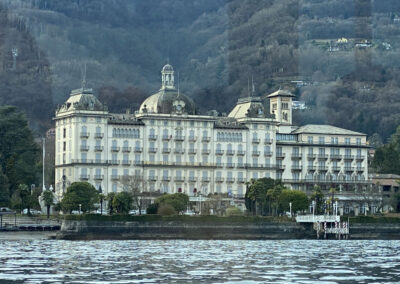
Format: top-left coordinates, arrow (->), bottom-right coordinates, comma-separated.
139,64 -> 196,115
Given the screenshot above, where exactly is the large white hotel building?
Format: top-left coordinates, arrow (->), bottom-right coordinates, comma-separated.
54,64 -> 371,212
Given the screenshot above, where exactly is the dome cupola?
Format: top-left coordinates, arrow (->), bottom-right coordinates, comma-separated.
161,64 -> 175,90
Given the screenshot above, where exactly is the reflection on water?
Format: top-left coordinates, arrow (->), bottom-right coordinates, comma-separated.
0,239 -> 400,283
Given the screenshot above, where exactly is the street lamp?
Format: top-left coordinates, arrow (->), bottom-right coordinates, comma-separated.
79,204 -> 82,214
289,202 -> 292,217
312,200 -> 316,220
98,185 -> 103,215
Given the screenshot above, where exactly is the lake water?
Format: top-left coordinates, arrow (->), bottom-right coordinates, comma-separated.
0,238 -> 400,283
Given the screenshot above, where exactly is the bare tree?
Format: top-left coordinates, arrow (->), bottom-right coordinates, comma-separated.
359,185 -> 383,215
119,174 -> 145,214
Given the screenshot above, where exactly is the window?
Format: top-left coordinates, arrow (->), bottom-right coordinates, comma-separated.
163,155 -> 168,162
63,128 -> 66,138
82,116 -> 87,122
318,136 -> 325,144
81,153 -> 87,162
356,138 -> 361,145
202,156 -> 208,163
253,124 -> 258,129
164,120 -> 168,126
345,138 -> 351,145
203,121 -> 208,127
63,142 -> 66,151
112,183 -> 117,192
190,121 -> 195,126
95,153 -> 101,163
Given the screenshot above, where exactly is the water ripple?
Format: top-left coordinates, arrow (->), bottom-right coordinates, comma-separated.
0,240 -> 400,283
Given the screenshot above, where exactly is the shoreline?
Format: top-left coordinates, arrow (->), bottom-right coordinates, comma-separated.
0,231 -> 58,240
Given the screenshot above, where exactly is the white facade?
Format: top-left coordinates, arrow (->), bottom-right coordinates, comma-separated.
54,65 -> 370,201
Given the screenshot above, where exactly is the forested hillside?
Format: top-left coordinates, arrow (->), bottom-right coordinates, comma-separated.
0,0 -> 400,141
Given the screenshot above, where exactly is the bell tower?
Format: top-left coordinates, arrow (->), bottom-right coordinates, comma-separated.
161,64 -> 175,90
267,89 -> 295,125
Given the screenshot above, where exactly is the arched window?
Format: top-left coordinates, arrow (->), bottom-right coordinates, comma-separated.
227,144 -> 232,151
112,140 -> 117,147
123,140 -> 129,147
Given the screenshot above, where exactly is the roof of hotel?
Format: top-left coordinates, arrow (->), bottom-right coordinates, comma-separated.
292,124 -> 365,136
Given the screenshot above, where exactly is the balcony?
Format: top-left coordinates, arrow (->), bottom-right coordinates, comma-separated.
226,177 -> 235,183
174,149 -> 185,154
148,148 -> 157,153
122,147 -> 131,153
134,147 -> 143,153
237,163 -> 246,168
80,145 -> 89,151
355,155 -> 365,161
264,138 -> 273,144
121,160 -> 131,166
237,177 -> 246,183
111,175 -> 120,181
94,175 -> 104,180
174,136 -> 185,141
111,146 -> 120,152
252,151 -> 260,156
291,165 -> 302,171
188,149 -> 197,155
188,177 -> 197,182
332,166 -> 341,172
226,163 -> 235,168
109,160 -> 120,165
202,149 -> 210,155
307,166 -> 316,171
330,154 -> 342,160
148,134 -> 158,140
237,150 -> 245,156
188,136 -> 197,142
291,153 -> 302,159
162,176 -> 171,181
252,138 -> 260,144
226,150 -> 235,156
344,155 -> 354,160
356,167 -> 365,172
216,163 -> 224,168
216,150 -> 224,155
162,135 -> 171,141
317,154 -> 328,160
318,166 -> 328,171
162,148 -> 171,153
216,177 -> 224,183
94,133 -> 104,139
174,177 -> 185,182
148,176 -> 157,181
79,174 -> 90,180
307,154 -> 316,159
345,167 -> 354,172
276,152 -> 285,159
80,132 -> 89,138
202,136 -> 211,142
201,177 -> 211,182
264,151 -> 273,157
94,146 -> 103,152
277,164 -> 285,170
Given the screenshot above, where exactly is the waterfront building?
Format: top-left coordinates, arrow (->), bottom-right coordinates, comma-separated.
54,64 -> 371,214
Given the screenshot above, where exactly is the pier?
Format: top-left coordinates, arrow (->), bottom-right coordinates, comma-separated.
296,215 -> 350,239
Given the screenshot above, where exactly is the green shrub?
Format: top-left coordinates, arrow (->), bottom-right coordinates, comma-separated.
225,207 -> 243,216
146,203 -> 159,214
157,204 -> 176,216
